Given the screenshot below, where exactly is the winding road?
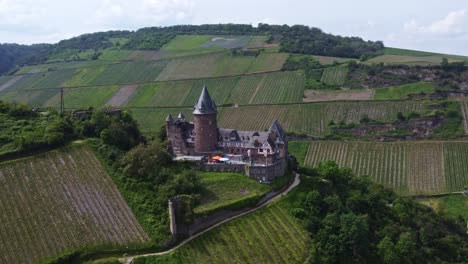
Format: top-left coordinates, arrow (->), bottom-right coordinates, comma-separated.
121,173 -> 301,263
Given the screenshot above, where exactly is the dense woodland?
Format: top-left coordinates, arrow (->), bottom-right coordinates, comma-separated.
291,162 -> 468,264
0,43 -> 51,74
0,23 -> 385,74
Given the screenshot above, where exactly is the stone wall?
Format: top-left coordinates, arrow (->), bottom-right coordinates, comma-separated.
200,159 -> 286,182
201,163 -> 245,173
246,159 -> 287,182
193,113 -> 218,153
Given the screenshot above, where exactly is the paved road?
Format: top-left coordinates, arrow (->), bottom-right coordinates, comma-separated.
120,173 -> 301,263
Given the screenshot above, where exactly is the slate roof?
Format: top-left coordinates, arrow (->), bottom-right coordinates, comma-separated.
166,114 -> 174,122
177,112 -> 186,120
269,120 -> 286,143
193,85 -> 217,115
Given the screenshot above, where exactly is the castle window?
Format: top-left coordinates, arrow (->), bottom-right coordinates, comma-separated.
209,120 -> 212,125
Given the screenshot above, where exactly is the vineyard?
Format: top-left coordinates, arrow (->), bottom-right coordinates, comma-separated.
246,52 -> 289,73
127,77 -> 239,107
0,146 -> 150,264
217,101 -> 425,136
135,202 -> 310,264
156,52 -> 253,81
320,66 -> 348,86
131,108 -> 193,133
126,71 -> 304,108
292,141 -> 468,195
460,102 -> 468,134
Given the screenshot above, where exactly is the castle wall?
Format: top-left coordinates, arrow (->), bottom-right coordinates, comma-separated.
194,113 -> 218,153
246,159 -> 287,182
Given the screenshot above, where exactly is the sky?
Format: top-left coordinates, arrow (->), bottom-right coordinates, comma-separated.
1,0 -> 468,55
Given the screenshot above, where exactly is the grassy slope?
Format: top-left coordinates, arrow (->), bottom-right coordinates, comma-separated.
161,35 -> 213,51
194,172 -> 271,214
288,141 -> 310,165
374,82 -> 437,100
134,200 -> 310,264
0,145 -> 149,264
367,47 -> 468,66
246,52 -> 289,73
418,194 -> 468,221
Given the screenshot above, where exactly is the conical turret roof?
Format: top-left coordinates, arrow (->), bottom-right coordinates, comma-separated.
166,114 -> 174,122
177,112 -> 185,120
193,85 -> 217,115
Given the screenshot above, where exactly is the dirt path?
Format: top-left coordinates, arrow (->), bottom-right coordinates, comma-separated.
0,75 -> 23,92
106,84 -> 139,107
248,75 -> 266,104
119,173 -> 301,263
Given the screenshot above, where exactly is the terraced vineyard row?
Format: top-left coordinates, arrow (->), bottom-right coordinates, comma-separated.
0,146 -> 149,264
217,101 -> 425,136
136,202 -> 310,264
295,141 -> 468,195
126,71 -> 304,108
320,66 -> 348,86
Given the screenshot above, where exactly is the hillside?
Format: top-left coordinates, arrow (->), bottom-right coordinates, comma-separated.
2,22 -> 468,264
133,201 -> 310,264
0,145 -> 150,264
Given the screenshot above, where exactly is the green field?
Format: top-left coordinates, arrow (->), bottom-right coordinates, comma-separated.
127,77 -> 239,107
246,52 -> 289,73
194,172 -> 270,215
134,201 -> 310,264
245,35 -> 269,48
161,35 -> 214,51
156,52 -> 254,81
384,47 -> 468,59
311,55 -> 357,65
0,88 -> 60,107
418,194 -> 468,220
15,61 -> 116,74
374,82 -> 436,100
61,86 -> 120,108
229,71 -> 305,105
290,141 -> 468,195
364,47 -> 468,66
128,71 -> 304,108
320,66 -> 348,86
217,101 -> 425,136
0,146 -> 149,264
131,108 -> 193,133
98,49 -> 133,61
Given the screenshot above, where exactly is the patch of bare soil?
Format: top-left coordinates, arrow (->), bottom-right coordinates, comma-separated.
0,75 -> 23,92
239,188 -> 250,196
106,84 -> 139,107
128,50 -> 168,61
303,89 -> 374,102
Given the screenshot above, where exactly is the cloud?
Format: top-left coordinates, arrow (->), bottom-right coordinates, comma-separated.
403,9 -> 466,35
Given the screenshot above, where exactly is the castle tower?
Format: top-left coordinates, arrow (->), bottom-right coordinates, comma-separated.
193,85 -> 218,153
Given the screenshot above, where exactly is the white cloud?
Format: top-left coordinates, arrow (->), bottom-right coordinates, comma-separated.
403,9 -> 466,35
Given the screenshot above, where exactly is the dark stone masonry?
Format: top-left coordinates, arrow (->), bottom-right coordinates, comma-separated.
166,85 -> 288,182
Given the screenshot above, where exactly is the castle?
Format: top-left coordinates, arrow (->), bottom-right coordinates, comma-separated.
166,86 -> 288,181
